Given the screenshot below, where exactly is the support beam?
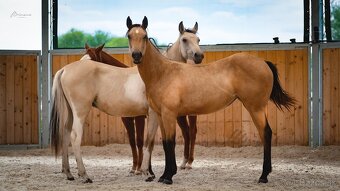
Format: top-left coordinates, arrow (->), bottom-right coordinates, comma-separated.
310,0 -> 323,147
40,0 -> 50,148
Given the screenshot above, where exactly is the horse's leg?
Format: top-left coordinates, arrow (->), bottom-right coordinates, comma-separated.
187,115 -> 198,169
62,128 -> 74,180
70,114 -> 92,183
134,115 -> 145,174
141,108 -> 158,182
121,117 -> 138,174
176,116 -> 190,169
248,108 -> 272,183
158,109 -> 177,185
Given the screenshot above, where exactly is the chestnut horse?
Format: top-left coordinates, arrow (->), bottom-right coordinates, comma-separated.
126,16 -> 295,184
83,43 -> 146,175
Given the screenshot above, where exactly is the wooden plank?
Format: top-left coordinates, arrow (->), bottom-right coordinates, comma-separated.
91,108 -> 101,146
224,106 -> 233,147
285,51 -> 296,145
241,105 -> 252,146
330,48 -> 339,144
107,115 -> 115,144
31,56 -> 39,144
0,56 -> 7,144
100,113 -> 108,146
293,50 -> 305,145
324,48 -> 333,145
197,114 -> 208,146
6,56 -> 15,144
60,55 -> 69,68
85,109 -> 94,145
23,56 -> 32,144
338,49 -> 340,145
232,100 -> 242,147
14,56 -> 24,144
52,55 -> 61,76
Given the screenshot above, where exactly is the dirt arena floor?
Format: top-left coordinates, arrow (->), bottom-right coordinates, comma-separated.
0,144 -> 339,191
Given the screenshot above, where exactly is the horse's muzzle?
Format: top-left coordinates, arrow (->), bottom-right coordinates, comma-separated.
132,51 -> 142,64
194,52 -> 204,64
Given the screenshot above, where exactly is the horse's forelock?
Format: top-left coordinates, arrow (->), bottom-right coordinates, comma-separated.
184,29 -> 196,34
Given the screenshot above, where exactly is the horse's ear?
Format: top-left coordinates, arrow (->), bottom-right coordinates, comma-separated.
179,21 -> 185,34
96,43 -> 105,52
126,16 -> 132,29
142,16 -> 148,29
85,43 -> 89,50
192,22 -> 198,34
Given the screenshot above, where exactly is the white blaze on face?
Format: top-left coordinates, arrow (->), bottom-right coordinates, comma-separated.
124,73 -> 147,105
80,54 -> 91,60
135,29 -> 139,34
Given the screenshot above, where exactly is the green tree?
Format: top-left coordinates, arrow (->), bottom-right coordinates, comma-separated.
332,3 -> 340,39
86,30 -> 112,47
106,37 -> 129,47
58,28 -> 87,48
58,29 -> 129,48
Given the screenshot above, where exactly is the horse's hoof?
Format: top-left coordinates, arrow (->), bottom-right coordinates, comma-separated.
258,178 -> 268,183
134,170 -> 142,175
162,179 -> 173,185
180,165 -> 186,170
67,177 -> 75,181
158,177 -> 164,183
185,164 -> 192,169
84,178 -> 93,183
145,175 -> 155,182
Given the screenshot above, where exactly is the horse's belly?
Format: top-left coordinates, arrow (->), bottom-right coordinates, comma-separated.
100,101 -> 148,117
179,92 -> 236,115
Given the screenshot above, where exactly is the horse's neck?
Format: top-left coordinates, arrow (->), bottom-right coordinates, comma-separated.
164,40 -> 185,62
101,52 -> 128,68
139,40 -> 168,87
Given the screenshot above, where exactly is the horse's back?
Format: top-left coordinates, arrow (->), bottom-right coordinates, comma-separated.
58,60 -> 147,117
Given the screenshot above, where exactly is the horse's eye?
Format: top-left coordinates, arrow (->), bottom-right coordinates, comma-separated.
127,34 -> 131,39
143,35 -> 148,40
182,38 -> 187,43
198,38 -> 200,43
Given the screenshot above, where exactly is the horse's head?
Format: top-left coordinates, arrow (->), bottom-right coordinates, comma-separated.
126,16 -> 148,64
84,43 -> 105,62
178,21 -> 204,64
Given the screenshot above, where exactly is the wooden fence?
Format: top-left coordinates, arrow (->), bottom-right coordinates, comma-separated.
51,48 -> 309,147
323,48 -> 340,145
0,55 -> 39,145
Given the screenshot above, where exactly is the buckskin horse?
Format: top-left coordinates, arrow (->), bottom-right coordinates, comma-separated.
126,16 -> 295,184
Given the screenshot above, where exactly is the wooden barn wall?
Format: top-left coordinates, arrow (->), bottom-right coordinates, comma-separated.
0,55 -> 39,145
322,48 -> 340,145
52,48 -> 309,147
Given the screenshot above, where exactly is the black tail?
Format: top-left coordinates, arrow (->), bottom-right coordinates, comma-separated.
266,61 -> 296,111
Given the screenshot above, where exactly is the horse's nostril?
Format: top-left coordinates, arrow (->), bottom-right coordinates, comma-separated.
132,52 -> 142,61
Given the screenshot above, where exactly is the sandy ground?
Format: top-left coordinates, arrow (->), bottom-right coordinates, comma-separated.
0,144 -> 339,191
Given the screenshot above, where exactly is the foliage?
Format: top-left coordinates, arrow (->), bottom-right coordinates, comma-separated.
58,28 -> 128,48
332,3 -> 340,40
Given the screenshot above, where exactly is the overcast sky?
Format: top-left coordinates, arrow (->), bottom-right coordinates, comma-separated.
0,0 -> 304,50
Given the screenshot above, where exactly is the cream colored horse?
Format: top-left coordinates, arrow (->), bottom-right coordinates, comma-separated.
50,60 -> 159,183
163,21 -> 203,169
126,16 -> 295,185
